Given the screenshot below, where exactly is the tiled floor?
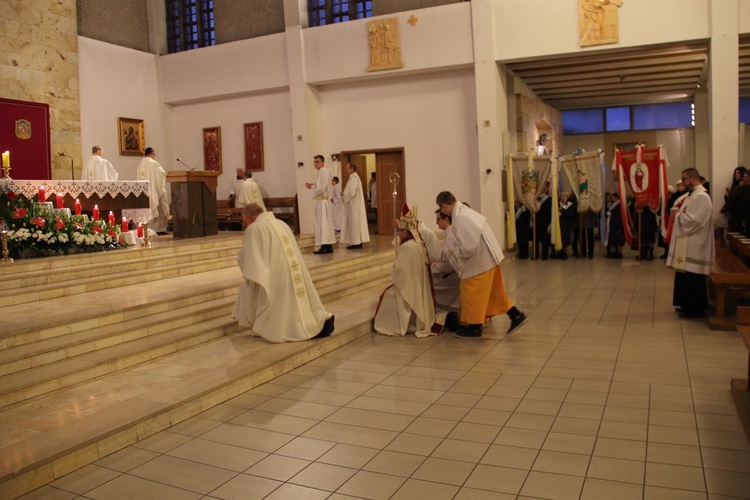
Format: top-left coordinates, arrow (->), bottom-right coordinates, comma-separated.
20,252 -> 750,499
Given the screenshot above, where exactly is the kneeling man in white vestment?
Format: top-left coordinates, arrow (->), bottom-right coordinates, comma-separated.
233,203 -> 335,342
373,204 -> 438,337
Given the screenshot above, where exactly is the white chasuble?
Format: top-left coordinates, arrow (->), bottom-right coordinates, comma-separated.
136,157 -> 169,232
82,155 -> 119,181
233,212 -> 330,342
373,238 -> 436,337
237,178 -> 266,210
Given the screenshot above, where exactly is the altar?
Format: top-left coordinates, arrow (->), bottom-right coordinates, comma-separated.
5,180 -> 151,221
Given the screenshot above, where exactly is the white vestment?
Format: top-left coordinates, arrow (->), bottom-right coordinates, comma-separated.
136,157 -> 169,232
311,167 -> 336,246
429,225 -> 462,313
331,183 -> 343,232
418,222 -> 441,262
236,178 -> 266,210
667,185 -> 714,275
452,202 -> 504,279
82,155 -> 119,181
232,212 -> 331,342
340,173 -> 370,246
229,177 -> 244,206
373,238 -> 436,337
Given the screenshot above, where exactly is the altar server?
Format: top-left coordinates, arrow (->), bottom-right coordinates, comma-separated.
82,146 -> 119,181
436,191 -> 527,338
305,155 -> 336,254
136,147 -> 169,233
340,163 -> 370,249
233,203 -> 335,342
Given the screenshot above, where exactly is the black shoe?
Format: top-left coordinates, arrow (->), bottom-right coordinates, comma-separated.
559,253 -> 568,260
314,246 -> 333,254
455,325 -> 482,339
679,310 -> 705,319
346,244 -> 363,249
445,312 -> 460,332
507,312 -> 528,334
587,254 -> 594,259
316,315 -> 335,338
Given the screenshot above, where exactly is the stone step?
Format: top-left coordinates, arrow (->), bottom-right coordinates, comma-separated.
0,295 -> 238,377
0,313 -> 245,409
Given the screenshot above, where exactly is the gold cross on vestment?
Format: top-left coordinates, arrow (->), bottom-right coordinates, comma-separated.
296,288 -> 306,298
407,15 -> 418,26
282,235 -> 289,244
291,260 -> 299,271
294,274 -> 302,285
286,247 -> 294,257
676,257 -> 684,265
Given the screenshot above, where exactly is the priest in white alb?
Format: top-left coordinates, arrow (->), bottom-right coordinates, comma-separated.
667,167 -> 714,318
340,163 -> 370,249
233,203 -> 335,342
373,204 -> 438,337
82,146 -> 119,181
305,155 -> 336,254
236,171 -> 266,210
136,147 -> 170,233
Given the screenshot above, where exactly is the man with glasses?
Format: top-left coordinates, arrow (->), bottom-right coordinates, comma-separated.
667,168 -> 715,318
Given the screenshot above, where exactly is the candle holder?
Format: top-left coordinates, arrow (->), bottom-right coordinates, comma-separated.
141,221 -> 152,248
0,220 -> 13,264
2,164 -> 10,179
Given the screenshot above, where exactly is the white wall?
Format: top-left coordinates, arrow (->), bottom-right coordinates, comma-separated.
78,37 -> 169,180
320,69 -> 479,219
171,91 -> 297,200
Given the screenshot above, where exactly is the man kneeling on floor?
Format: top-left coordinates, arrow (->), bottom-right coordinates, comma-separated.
233,203 -> 335,342
373,204 -> 441,337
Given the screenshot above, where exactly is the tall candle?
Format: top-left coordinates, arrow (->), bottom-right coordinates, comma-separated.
92,205 -> 100,221
2,151 -> 8,168
137,223 -> 143,238
38,185 -> 46,203
122,217 -> 129,232
108,211 -> 115,226
74,199 -> 81,215
55,193 -> 64,209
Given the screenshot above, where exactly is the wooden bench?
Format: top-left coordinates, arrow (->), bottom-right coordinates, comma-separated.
216,199 -> 244,231
216,196 -> 299,234
733,307 -> 750,443
710,247 -> 750,318
264,195 -> 299,234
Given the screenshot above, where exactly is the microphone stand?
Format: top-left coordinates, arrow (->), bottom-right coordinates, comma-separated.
176,158 -> 196,171
58,152 -> 74,179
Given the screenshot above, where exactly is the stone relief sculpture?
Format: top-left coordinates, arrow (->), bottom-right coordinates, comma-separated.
367,18 -> 403,72
579,0 -> 622,47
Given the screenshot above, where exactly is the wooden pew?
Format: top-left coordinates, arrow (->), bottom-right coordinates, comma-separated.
263,195 -> 300,234
732,307 -> 750,443
216,199 -> 244,231
708,247 -> 750,329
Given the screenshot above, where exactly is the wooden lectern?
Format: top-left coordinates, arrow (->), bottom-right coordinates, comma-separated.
167,170 -> 220,238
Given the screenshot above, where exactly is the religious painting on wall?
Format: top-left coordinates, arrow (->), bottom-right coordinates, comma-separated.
118,117 -> 145,156
203,126 -> 222,174
578,0 -> 623,48
367,17 -> 404,72
244,122 -> 264,172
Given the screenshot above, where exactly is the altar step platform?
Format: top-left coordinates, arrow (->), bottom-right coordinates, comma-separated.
0,233 -> 395,498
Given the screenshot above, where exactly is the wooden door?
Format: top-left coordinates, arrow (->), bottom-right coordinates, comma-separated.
376,151 -> 405,235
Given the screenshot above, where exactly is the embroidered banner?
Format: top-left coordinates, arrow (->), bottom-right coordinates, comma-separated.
560,151 -> 603,214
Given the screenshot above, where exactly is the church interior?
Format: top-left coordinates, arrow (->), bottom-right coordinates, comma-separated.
2,0 -> 750,498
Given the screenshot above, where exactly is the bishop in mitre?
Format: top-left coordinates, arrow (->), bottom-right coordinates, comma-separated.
233,203 -> 335,342
373,204 -> 439,337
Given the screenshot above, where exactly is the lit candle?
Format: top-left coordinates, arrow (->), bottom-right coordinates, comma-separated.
108,211 -> 115,226
74,198 -> 81,215
92,205 -> 100,221
55,193 -> 64,209
137,223 -> 143,238
122,217 -> 129,232
38,185 -> 46,203
2,151 -> 8,168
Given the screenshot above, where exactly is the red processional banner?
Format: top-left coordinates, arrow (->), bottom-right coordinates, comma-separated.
615,144 -> 668,246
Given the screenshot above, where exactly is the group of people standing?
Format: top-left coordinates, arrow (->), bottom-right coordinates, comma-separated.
82,145 -> 169,233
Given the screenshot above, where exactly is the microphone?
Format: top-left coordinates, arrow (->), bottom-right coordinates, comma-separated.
176,158 -> 195,171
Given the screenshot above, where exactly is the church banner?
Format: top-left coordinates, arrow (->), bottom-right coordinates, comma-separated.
560,151 -> 604,214
508,155 -> 560,251
615,144 -> 669,245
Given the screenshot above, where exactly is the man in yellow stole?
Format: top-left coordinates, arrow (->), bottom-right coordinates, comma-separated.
667,168 -> 714,318
233,203 -> 335,342
436,191 -> 527,338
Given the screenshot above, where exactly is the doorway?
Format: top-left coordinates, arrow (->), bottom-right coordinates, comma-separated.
340,148 -> 405,236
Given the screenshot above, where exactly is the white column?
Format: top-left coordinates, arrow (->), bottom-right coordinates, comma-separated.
708,0 -> 739,216
471,0 -> 508,247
